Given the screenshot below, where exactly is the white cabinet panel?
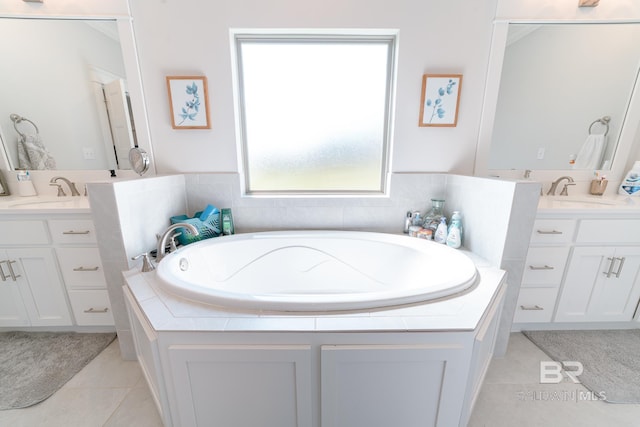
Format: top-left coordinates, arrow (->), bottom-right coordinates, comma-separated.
0,220 -> 48,245
529,220 -> 576,244
167,344 -> 312,427
0,248 -> 71,326
514,288 -> 558,323
48,219 -> 97,244
67,290 -> 113,326
56,248 -> 106,289
522,247 -> 570,286
321,344 -> 463,427
555,247 -> 640,322
576,220 -> 640,243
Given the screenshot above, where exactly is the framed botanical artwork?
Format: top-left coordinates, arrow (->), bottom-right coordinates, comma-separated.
418,74 -> 462,127
166,76 -> 211,129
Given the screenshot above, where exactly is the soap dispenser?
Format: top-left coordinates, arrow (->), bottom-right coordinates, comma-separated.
434,217 -> 448,244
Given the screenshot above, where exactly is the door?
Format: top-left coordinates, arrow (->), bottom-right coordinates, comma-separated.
104,78 -> 135,170
555,246 -> 640,322
7,248 -> 72,326
0,251 -> 30,326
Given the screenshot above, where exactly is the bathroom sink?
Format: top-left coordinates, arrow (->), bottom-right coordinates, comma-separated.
548,196 -> 620,206
7,197 -> 89,209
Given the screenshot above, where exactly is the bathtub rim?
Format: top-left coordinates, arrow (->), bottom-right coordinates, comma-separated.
155,230 -> 480,314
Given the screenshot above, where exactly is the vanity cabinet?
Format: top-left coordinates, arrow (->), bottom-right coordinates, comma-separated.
515,214 -> 640,328
0,213 -> 113,328
513,219 -> 574,324
50,219 -> 113,326
0,247 -> 71,327
555,247 -> 640,322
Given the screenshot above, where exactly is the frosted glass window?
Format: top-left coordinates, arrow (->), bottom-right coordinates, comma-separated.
235,34 -> 395,194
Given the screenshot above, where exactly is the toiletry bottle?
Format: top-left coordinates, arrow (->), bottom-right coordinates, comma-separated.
446,211 -> 462,249
17,171 -> 37,196
221,208 -> 235,235
409,211 -> 421,227
403,211 -> 413,233
434,217 -> 448,244
619,160 -> 640,196
424,199 -> 445,233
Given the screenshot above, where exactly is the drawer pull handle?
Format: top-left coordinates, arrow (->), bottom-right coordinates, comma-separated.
62,230 -> 91,235
6,260 -> 21,281
73,266 -> 99,272
536,230 -> 562,235
520,305 -> 544,311
0,261 -> 9,282
614,257 -> 626,278
529,265 -> 554,270
84,307 -> 109,314
604,257 -> 616,278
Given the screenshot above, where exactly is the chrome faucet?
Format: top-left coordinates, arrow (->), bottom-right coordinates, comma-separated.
547,176 -> 575,196
156,223 -> 199,263
49,176 -> 81,196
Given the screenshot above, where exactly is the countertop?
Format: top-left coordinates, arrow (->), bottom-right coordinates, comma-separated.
0,195 -> 91,214
537,194 -> 640,216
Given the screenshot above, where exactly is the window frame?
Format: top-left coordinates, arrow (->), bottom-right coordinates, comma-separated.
231,29 -> 398,196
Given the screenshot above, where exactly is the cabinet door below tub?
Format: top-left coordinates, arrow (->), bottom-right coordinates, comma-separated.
166,344 -> 312,427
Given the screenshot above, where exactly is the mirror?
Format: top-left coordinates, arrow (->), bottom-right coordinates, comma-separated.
488,23 -> 640,171
0,18 -> 138,171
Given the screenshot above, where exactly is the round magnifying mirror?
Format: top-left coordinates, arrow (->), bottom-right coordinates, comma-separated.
129,147 -> 150,176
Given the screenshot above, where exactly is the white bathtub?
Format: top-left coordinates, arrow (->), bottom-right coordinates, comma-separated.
155,230 -> 479,312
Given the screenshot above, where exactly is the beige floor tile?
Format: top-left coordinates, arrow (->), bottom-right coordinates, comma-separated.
104,383 -> 164,427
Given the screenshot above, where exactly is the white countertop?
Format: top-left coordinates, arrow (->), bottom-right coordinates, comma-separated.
123,249 -> 506,333
0,195 -> 91,214
537,194 -> 640,215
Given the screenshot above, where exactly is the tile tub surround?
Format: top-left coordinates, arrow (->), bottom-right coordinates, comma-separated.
89,173 -> 539,359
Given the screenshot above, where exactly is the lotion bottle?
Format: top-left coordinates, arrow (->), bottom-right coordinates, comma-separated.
446,211 -> 462,249
434,217 -> 448,244
619,161 -> 640,196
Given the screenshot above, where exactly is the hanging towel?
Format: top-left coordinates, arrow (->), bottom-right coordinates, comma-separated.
574,134 -> 605,169
17,134 -> 57,170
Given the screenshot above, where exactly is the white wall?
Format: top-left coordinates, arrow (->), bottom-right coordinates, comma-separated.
496,0 -> 640,20
128,0 -> 498,175
0,0 -> 128,16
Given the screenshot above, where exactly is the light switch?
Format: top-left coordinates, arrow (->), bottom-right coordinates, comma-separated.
83,148 -> 96,160
537,147 -> 545,160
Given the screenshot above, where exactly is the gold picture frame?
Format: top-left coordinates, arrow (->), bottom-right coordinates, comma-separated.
166,76 -> 211,129
418,74 -> 462,127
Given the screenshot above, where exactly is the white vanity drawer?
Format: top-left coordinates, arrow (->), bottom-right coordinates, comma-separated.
56,248 -> 106,289
522,247 -> 570,286
513,288 -> 559,323
0,220 -> 49,245
48,220 -> 97,244
576,219 -> 640,243
530,220 -> 576,244
68,290 -> 114,326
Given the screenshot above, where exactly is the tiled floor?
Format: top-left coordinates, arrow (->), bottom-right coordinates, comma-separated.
469,332 -> 640,427
4,333 -> 639,426
0,339 -> 163,427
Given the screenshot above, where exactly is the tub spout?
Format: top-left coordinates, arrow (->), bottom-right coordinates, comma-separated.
156,223 -> 199,263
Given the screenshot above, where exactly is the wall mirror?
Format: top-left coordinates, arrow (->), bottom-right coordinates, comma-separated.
476,21 -> 640,178
0,17 -> 153,172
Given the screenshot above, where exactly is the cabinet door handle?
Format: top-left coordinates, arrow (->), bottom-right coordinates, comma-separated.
0,261 -> 9,282
614,257 -> 626,278
536,230 -> 562,235
529,265 -> 554,270
604,257 -> 616,278
62,230 -> 91,235
84,307 -> 109,314
6,260 -> 21,281
73,266 -> 99,272
520,305 -> 544,311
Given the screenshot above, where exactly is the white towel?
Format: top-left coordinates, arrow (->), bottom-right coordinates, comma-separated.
574,134 -> 605,169
17,134 -> 56,170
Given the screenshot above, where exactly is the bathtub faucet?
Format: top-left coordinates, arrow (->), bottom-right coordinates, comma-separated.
156,223 -> 199,263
